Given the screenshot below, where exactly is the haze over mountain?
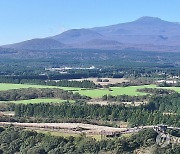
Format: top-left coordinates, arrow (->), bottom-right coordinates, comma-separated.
52,29 -> 103,44
91,17 -> 180,46
3,38 -> 66,50
2,17 -> 180,51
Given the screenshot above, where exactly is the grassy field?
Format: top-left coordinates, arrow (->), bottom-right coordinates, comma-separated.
0,83 -> 81,91
160,86 -> 180,93
34,129 -> 103,141
35,129 -> 79,137
0,98 -> 74,104
0,83 -> 180,98
78,85 -> 155,97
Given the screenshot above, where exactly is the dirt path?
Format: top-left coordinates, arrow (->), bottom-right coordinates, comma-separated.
0,122 -> 127,134
1,122 -> 179,136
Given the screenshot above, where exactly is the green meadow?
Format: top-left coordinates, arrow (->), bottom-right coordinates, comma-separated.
0,98 -> 74,104
34,129 -> 102,141
78,85 -> 156,97
0,83 -> 81,91
0,83 -> 180,99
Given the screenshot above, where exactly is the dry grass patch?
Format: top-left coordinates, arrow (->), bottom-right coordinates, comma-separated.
70,78 -> 129,86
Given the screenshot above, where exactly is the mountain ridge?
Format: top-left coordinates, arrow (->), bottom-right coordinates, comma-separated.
3,38 -> 66,50
2,17 -> 180,52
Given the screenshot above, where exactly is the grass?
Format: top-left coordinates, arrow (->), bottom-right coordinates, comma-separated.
34,129 -> 102,141
159,86 -> 180,93
0,83 -> 180,98
0,83 -> 81,91
77,85 -> 180,97
121,133 -> 133,138
0,98 -> 74,104
78,85 -> 156,98
35,130 -> 79,137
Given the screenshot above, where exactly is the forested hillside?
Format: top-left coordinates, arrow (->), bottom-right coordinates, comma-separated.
0,127 -> 179,154
15,102 -> 180,127
0,88 -> 89,101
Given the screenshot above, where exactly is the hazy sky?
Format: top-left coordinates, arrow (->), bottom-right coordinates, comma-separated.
0,0 -> 180,45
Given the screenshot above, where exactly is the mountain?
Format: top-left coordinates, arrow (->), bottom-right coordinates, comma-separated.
3,38 -> 66,50
91,17 -> 180,46
52,29 -> 103,44
2,17 -> 180,51
92,17 -> 179,35
78,39 -> 123,49
52,16 -> 180,47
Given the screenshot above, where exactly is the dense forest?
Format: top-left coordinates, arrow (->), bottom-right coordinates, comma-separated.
13,93 -> 180,127
137,88 -> 176,95
15,103 -> 180,127
0,103 -> 15,112
147,93 -> 180,114
1,49 -> 180,82
0,48 -> 180,152
0,127 -> 179,154
0,88 -> 89,101
0,77 -> 98,88
102,94 -> 149,102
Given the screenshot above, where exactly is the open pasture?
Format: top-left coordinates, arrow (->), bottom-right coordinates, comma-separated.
0,83 -> 81,91
78,85 -> 157,97
0,98 -> 74,104
34,129 -> 102,141
0,83 -> 180,98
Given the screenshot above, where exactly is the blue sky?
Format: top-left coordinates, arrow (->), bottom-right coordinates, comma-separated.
0,0 -> 180,45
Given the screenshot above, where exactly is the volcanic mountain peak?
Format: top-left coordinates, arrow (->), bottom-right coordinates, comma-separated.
2,17 -> 180,51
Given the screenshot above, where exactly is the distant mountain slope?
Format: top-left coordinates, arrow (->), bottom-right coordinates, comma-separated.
92,17 -> 180,35
51,16 -> 180,47
2,17 -> 180,51
83,39 -> 122,46
52,29 -> 103,44
3,38 -> 66,50
0,47 -> 17,54
91,17 -> 180,46
75,39 -> 124,49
